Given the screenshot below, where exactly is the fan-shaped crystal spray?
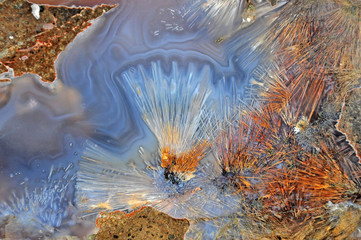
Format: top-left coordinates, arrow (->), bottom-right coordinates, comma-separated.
184,0 -> 284,41
123,61 -> 212,182
0,165 -> 74,238
77,61 -> 241,219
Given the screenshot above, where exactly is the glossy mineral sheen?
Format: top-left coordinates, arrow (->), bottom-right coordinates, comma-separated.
0,0 -> 282,238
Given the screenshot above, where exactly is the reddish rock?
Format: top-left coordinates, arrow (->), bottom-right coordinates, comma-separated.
0,0 -> 115,82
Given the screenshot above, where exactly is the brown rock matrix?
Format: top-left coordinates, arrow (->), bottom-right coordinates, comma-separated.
94,207 -> 190,240
0,0 -> 115,82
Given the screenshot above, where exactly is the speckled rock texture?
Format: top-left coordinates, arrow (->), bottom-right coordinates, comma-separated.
94,207 -> 190,240
0,0 -> 115,82
337,88 -> 361,162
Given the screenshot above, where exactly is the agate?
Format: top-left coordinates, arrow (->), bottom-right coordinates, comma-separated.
2,0 -> 360,239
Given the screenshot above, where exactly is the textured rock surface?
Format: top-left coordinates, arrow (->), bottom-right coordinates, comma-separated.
0,0 -> 115,82
337,88 -> 361,162
95,207 -> 190,240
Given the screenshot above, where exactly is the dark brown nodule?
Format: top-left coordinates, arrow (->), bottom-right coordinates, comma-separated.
268,0 -> 277,6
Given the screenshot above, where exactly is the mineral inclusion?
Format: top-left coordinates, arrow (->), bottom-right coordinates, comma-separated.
1,0 -> 361,239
